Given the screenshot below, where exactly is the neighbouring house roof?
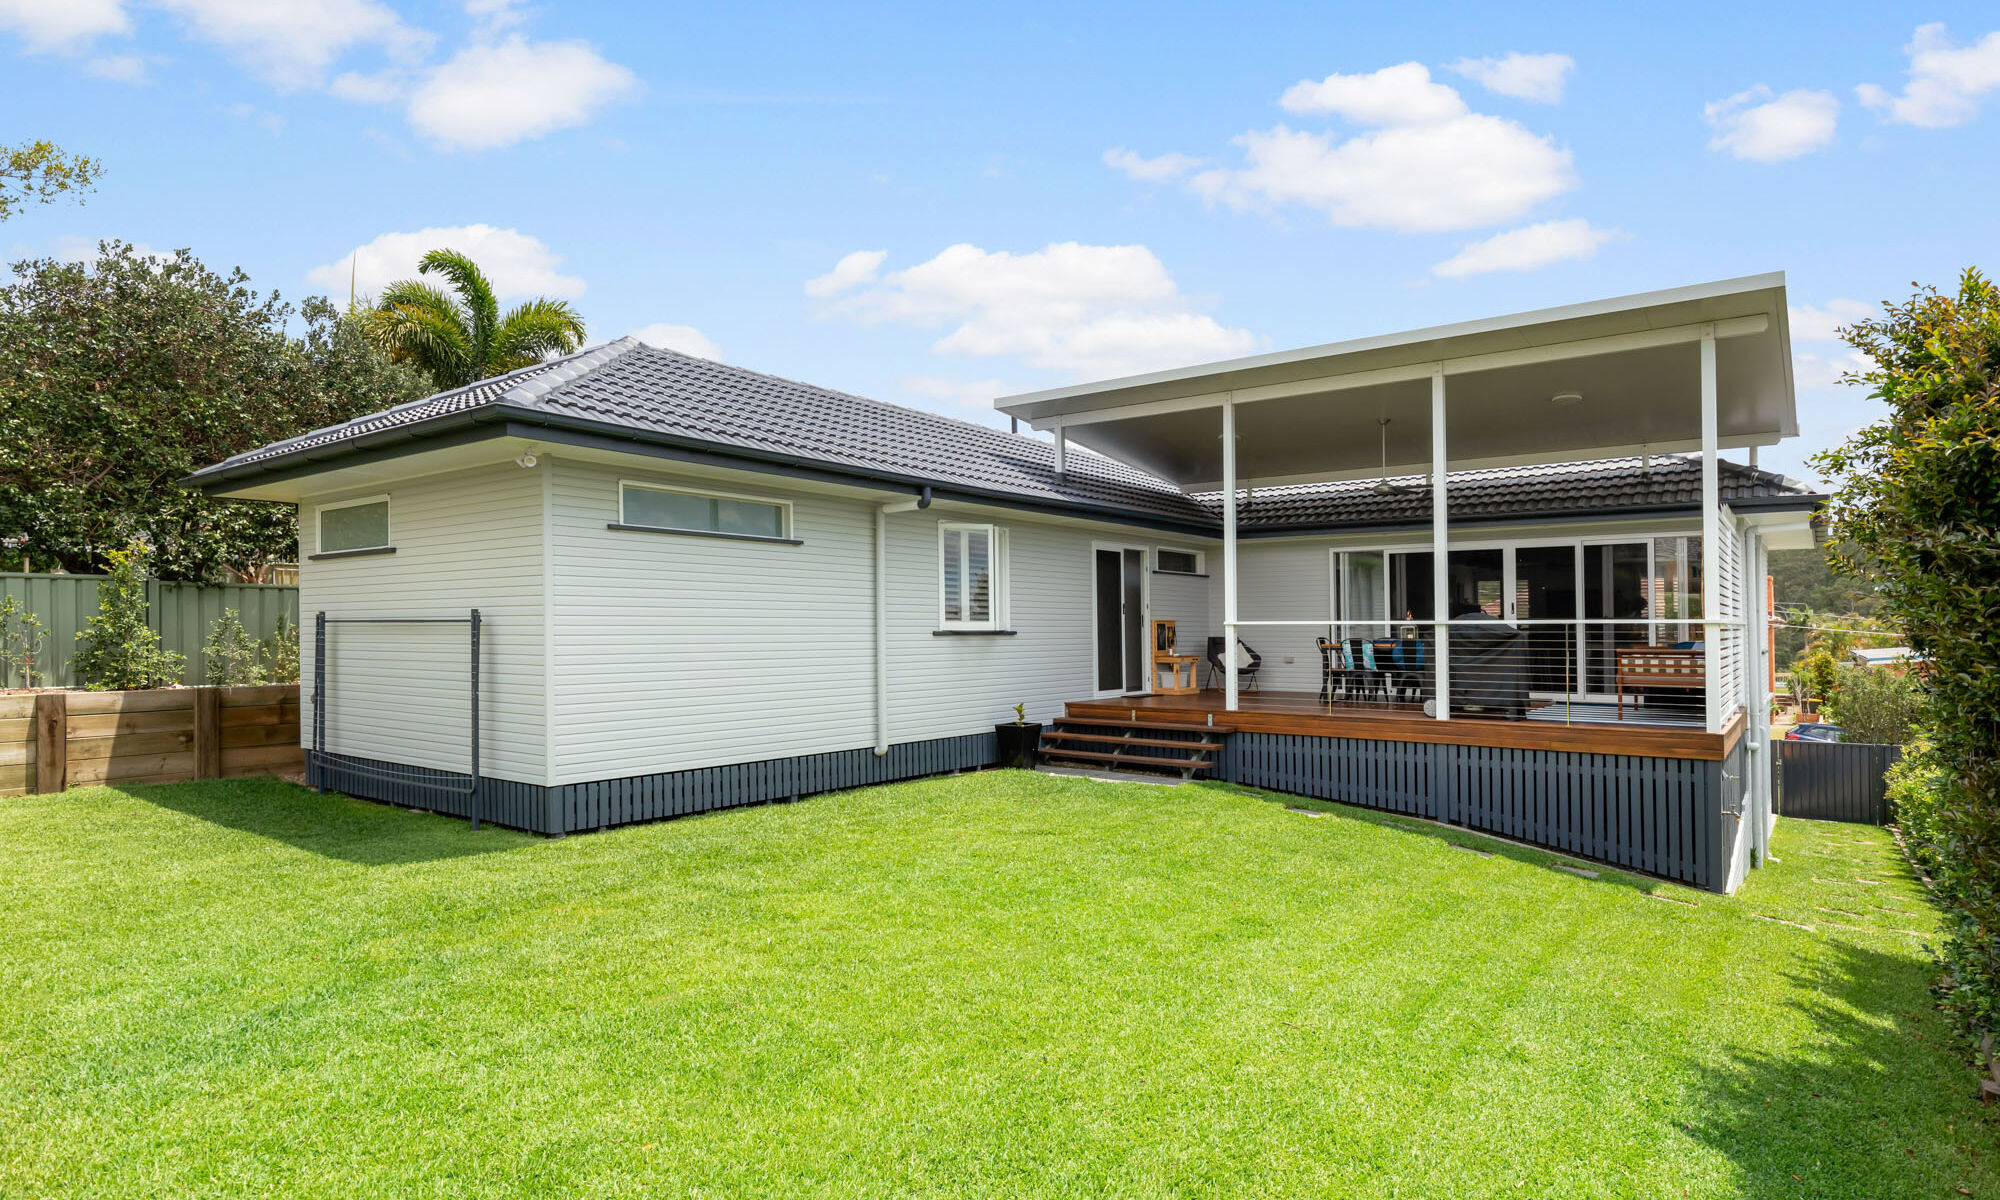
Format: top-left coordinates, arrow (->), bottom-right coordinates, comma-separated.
188,337 -> 1823,534
1203,455 -> 1818,533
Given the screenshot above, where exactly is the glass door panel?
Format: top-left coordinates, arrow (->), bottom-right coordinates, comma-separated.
1585,542 -> 1651,695
1337,551 -> 1387,638
1513,545 -> 1578,697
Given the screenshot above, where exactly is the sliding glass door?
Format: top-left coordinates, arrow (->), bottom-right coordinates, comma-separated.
1335,536 -> 1699,704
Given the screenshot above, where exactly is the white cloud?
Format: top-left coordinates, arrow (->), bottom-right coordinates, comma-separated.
803,249 -> 886,298
306,224 -> 585,302
1789,299 -> 1873,343
1857,23 -> 2000,129
1279,62 -> 1467,125
84,53 -> 146,83
0,0 -> 128,52
328,70 -> 402,103
464,0 -> 527,33
405,35 -> 638,150
1188,117 -> 1574,234
815,241 -> 1260,379
1793,349 -> 1869,390
1448,52 -> 1574,104
1102,147 -> 1202,182
630,323 -> 721,360
1431,218 -> 1618,278
1704,86 -> 1839,162
153,0 -> 430,89
1170,63 -> 1576,233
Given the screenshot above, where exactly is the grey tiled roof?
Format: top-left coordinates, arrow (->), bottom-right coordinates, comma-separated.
1206,455 -> 1818,530
192,338 -> 1215,524
191,338 -> 1820,530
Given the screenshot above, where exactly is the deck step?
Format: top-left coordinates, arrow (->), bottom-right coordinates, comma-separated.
1041,730 -> 1224,750
1036,747 -> 1215,772
1056,714 -> 1238,735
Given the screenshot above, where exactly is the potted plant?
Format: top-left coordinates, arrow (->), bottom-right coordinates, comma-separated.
995,703 -> 1043,769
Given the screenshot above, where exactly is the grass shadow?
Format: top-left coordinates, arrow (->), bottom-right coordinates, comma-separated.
1686,937 -> 1996,1197
125,776 -> 538,866
1203,780 -> 1685,898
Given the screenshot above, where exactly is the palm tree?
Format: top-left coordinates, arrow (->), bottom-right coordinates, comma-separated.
367,248 -> 587,390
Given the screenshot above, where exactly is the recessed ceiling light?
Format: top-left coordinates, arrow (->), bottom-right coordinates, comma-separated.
1551,391 -> 1584,406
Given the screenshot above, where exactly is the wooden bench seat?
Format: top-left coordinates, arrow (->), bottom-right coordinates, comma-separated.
1616,648 -> 1706,718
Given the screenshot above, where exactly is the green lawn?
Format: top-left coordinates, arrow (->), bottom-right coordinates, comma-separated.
1,771 -> 1992,1198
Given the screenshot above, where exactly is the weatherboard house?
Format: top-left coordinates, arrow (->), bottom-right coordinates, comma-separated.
189,274 -> 1819,893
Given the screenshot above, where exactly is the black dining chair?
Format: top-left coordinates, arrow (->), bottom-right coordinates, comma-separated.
1316,637 -> 1342,704
1343,637 -> 1386,703
1205,635 -> 1262,693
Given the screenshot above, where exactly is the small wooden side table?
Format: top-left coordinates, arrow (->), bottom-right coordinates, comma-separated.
1152,653 -> 1199,695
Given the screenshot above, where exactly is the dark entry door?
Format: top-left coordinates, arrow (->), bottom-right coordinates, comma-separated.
1094,548 -> 1146,693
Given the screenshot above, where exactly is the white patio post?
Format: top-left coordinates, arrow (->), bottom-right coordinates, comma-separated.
1053,425 -> 1067,475
1431,368 -> 1450,720
1700,326 -> 1722,734
1222,396 -> 1239,712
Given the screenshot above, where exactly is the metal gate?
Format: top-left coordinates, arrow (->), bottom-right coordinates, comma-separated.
1776,740 -> 1902,824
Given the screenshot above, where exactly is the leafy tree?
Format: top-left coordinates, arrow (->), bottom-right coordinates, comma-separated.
1816,268 -> 2000,1039
0,240 -> 430,579
70,541 -> 184,690
0,595 -> 46,688
202,609 -> 267,687
1823,664 -> 1923,745
0,140 -> 100,221
1798,648 -> 1840,710
262,618 -> 299,683
368,248 -> 586,390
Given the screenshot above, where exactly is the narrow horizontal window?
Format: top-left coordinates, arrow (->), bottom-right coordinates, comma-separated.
620,481 -> 791,541
318,497 -> 390,554
1156,547 -> 1203,575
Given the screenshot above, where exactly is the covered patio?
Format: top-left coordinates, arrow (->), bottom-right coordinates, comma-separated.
1001,275 -> 1817,879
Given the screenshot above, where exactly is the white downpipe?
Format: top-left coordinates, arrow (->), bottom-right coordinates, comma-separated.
1700,327 -> 1721,734
1222,397 -> 1238,713
875,491 -> 930,754
1431,368 -> 1450,720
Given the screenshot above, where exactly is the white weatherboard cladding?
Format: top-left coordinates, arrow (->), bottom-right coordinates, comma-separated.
1236,540 -> 1334,694
299,462 -> 547,785
545,457 -> 1215,783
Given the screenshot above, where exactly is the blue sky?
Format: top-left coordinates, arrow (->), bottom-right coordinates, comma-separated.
5,1 -> 1999,484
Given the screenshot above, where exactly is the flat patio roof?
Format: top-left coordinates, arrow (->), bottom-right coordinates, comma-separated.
995,274 -> 1797,490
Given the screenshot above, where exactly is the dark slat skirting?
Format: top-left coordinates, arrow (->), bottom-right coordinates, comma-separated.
1218,731 -> 1742,892
307,731 -> 998,835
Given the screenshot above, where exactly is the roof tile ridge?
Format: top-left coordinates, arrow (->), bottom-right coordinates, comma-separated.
497,337 -> 643,407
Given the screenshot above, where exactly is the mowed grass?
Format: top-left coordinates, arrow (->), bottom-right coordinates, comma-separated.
1,772 -> 1993,1199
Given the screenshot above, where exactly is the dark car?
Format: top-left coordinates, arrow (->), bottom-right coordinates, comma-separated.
1785,722 -> 1846,743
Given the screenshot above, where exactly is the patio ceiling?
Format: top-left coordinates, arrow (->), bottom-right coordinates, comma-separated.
995,274 -> 1797,490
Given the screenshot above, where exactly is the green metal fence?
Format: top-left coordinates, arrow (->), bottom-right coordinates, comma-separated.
0,573 -> 300,688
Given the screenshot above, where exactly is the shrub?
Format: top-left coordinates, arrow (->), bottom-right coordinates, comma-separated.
1817,269 -> 2000,1044
70,540 -> 184,690
202,610 -> 267,687
0,594 -> 46,687
262,618 -> 299,683
1799,648 -> 1841,711
1889,739 -> 1948,875
1824,664 -> 1924,745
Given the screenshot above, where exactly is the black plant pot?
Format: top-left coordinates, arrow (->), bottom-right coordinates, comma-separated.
995,721 -> 1043,769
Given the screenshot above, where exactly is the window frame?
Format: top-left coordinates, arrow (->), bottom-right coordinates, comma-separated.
937,521 -> 1008,632
312,494 -> 393,558
614,479 -> 797,544
1154,546 -> 1206,576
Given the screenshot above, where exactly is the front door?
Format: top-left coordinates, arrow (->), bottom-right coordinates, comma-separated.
1093,547 -> 1147,694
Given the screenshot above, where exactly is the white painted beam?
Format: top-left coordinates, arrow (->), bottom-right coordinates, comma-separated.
1431,368 -> 1450,721
1222,398 -> 1239,713
1701,327 -> 1721,734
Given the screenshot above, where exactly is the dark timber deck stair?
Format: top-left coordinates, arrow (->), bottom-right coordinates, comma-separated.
1037,715 -> 1234,780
